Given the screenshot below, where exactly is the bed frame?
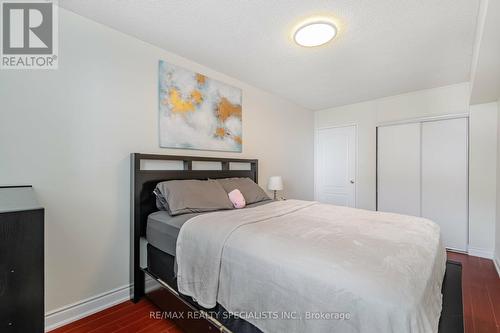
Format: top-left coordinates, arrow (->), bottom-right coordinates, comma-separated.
131,153 -> 259,332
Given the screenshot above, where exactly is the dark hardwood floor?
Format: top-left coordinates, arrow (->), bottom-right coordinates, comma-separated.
447,252 -> 500,333
51,252 -> 499,333
49,300 -> 180,333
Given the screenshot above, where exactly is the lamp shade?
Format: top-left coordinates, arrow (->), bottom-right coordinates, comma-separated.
268,176 -> 283,191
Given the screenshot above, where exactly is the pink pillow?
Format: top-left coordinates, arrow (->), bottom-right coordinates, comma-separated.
228,189 -> 246,209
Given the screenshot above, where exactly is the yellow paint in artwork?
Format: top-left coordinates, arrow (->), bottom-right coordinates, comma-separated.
233,135 -> 242,144
217,97 -> 242,122
215,127 -> 226,137
169,88 -> 195,113
190,90 -> 203,104
196,74 -> 206,85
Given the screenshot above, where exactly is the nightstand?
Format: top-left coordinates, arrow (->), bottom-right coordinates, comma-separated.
0,186 -> 44,332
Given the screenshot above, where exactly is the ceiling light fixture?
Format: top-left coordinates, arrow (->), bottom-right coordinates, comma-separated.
293,21 -> 337,47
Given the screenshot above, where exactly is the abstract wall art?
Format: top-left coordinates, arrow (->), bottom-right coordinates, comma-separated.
158,60 -> 242,152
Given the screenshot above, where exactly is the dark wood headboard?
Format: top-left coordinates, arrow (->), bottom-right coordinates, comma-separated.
130,153 -> 258,301
131,153 -> 258,237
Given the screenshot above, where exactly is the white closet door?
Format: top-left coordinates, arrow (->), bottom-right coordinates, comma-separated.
421,118 -> 468,251
315,126 -> 356,207
377,123 -> 421,216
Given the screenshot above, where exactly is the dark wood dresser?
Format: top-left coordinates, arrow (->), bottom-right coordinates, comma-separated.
0,186 -> 44,332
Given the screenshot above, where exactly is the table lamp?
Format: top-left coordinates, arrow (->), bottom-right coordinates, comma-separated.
268,176 -> 283,200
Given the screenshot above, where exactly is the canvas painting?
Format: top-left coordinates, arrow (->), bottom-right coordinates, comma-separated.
158,60 -> 242,152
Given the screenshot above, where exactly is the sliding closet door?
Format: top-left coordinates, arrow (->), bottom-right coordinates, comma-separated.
377,123 -> 421,216
421,118 -> 468,251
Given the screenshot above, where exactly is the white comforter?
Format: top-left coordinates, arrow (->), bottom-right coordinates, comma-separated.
176,200 -> 446,333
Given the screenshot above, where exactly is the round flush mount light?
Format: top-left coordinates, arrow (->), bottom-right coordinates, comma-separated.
293,21 -> 337,47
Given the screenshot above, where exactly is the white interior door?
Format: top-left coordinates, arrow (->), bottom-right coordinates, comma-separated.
315,126 -> 356,207
377,123 -> 421,216
421,118 -> 468,251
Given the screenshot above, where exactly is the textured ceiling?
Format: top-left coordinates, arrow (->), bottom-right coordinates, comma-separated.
60,0 -> 480,110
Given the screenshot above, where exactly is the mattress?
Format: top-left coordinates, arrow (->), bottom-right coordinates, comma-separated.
176,199 -> 446,333
146,199 -> 272,256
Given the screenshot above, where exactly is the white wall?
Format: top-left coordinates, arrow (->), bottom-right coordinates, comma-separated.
469,103 -> 497,257
375,83 -> 471,123
496,99 -> 500,270
315,83 -> 498,258
0,9 -> 314,314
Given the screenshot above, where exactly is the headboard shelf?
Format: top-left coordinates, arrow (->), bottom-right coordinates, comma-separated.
134,153 -> 258,164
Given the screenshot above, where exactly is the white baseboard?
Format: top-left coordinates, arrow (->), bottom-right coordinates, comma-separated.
467,246 -> 494,259
494,257 -> 500,278
45,277 -> 157,332
44,284 -> 131,332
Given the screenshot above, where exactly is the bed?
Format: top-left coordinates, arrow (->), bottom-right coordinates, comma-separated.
131,153 -> 450,333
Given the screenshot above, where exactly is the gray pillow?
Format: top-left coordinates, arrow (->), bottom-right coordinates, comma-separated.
153,187 -> 169,211
155,179 -> 233,216
217,178 -> 270,204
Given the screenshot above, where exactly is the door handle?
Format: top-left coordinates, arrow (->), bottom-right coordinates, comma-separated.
350,180 -> 355,184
